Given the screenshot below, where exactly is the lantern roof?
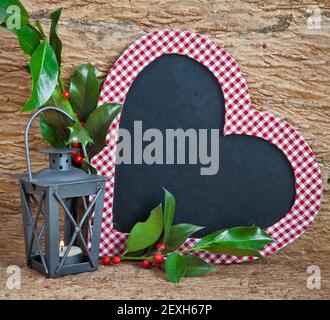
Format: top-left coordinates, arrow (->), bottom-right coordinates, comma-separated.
14,169 -> 106,187
39,147 -> 77,154
13,147 -> 106,187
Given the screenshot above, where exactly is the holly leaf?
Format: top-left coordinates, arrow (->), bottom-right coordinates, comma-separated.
165,253 -> 186,284
192,229 -> 225,248
69,64 -> 101,121
162,188 -> 176,244
193,226 -> 273,257
39,115 -> 66,148
165,224 -> 204,252
11,24 -> 40,56
42,87 -> 75,142
124,204 -> 163,254
0,0 -> 29,26
213,226 -> 273,250
85,103 -> 122,158
183,255 -> 213,277
67,119 -> 93,147
49,8 -> 62,66
20,41 -> 58,113
201,244 -> 263,257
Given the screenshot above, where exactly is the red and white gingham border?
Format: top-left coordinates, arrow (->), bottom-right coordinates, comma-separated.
91,29 -> 323,264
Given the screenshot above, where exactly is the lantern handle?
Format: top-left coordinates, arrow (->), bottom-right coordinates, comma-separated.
24,106 -> 75,181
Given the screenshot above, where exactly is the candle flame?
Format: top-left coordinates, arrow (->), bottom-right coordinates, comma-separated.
60,240 -> 65,252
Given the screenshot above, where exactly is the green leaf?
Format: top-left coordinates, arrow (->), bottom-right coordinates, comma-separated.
201,244 -> 262,258
0,0 -> 29,26
85,103 -> 122,158
49,8 -> 62,66
124,204 -> 164,254
192,229 -> 225,248
193,226 -> 273,257
166,224 -> 204,252
165,253 -> 186,284
183,255 -> 213,277
12,24 -> 40,56
21,41 -> 58,113
42,87 -> 75,143
39,116 -> 66,148
162,188 -> 176,243
213,227 -> 273,251
69,64 -> 101,121
67,119 -> 93,147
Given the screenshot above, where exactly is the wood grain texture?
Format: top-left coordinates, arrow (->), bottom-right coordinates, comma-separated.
0,0 -> 329,299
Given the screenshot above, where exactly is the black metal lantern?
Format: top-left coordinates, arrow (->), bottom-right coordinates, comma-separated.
14,106 -> 106,278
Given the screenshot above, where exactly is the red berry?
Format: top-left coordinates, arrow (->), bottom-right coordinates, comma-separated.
102,256 -> 111,265
71,142 -> 80,148
112,256 -> 121,264
141,260 -> 152,269
153,253 -> 164,264
155,242 -> 166,251
71,151 -> 78,156
80,121 -> 85,126
62,90 -> 70,100
73,155 -> 83,165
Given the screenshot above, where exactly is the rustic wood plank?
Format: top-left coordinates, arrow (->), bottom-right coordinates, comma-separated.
0,0 -> 329,299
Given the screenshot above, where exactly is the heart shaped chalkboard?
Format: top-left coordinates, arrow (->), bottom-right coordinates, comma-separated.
92,30 -> 322,264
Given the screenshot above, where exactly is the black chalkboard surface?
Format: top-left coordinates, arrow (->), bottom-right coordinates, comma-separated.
112,54 -> 295,236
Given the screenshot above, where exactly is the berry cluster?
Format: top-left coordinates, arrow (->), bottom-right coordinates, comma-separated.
71,142 -> 83,165
101,242 -> 166,269
101,255 -> 121,265
62,90 -> 86,167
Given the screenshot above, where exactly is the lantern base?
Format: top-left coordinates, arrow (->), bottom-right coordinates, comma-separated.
30,255 -> 98,278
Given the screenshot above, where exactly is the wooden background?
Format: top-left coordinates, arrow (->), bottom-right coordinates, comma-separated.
0,0 -> 329,299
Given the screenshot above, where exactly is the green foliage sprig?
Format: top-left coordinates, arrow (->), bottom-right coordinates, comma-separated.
1,1 -> 122,171
120,189 -> 274,283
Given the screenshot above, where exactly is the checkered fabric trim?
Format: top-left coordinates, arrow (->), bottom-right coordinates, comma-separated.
91,29 -> 323,264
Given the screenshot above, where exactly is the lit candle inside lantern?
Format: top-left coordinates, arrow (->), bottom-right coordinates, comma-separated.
59,240 -> 83,265
60,240 -> 65,254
